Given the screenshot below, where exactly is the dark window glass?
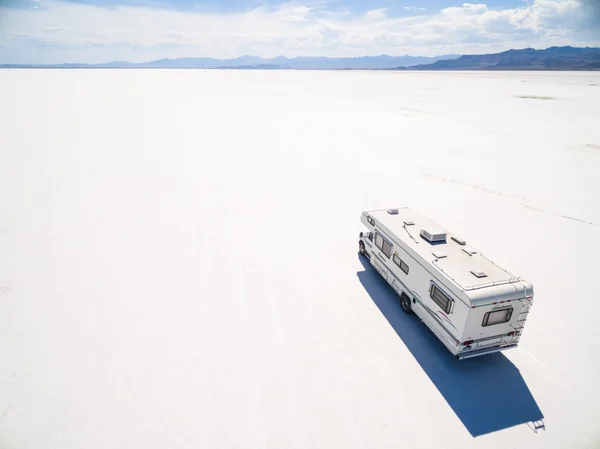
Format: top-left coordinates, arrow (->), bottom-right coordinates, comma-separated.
382,240 -> 392,258
393,255 -> 409,274
430,284 -> 452,314
482,308 -> 513,326
375,233 -> 383,251
375,233 -> 391,258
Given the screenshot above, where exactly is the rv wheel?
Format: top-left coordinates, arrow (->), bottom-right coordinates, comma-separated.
400,293 -> 412,314
359,241 -> 366,256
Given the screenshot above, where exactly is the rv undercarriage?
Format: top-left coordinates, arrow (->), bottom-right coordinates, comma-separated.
457,344 -> 518,360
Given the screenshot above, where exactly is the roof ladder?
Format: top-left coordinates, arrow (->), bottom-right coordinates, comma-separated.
511,295 -> 533,345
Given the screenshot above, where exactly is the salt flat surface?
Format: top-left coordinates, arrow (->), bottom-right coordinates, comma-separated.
1,69 -> 600,448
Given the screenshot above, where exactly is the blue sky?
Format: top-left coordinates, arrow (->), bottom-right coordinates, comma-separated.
25,0 -> 525,14
1,0 -> 599,63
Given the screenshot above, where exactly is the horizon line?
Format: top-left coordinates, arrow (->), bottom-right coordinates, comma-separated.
2,45 -> 598,67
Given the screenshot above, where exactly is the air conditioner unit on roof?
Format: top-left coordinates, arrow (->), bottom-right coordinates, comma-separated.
420,227 -> 447,243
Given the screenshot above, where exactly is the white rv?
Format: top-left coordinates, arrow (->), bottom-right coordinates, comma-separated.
359,207 -> 534,360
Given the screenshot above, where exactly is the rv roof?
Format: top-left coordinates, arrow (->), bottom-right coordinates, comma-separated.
366,207 -> 521,290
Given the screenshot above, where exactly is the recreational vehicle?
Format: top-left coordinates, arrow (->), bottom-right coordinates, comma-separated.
359,207 -> 534,360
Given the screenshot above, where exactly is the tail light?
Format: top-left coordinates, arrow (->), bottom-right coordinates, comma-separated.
462,340 -> 473,346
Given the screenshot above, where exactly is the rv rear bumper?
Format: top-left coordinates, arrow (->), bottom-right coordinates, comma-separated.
457,343 -> 518,360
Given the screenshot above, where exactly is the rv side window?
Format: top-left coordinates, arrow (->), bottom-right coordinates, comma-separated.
375,233 -> 392,258
382,240 -> 392,258
375,233 -> 384,251
430,284 -> 452,314
482,308 -> 513,327
393,255 -> 409,275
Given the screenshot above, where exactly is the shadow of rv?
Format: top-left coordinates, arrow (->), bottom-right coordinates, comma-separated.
356,255 -> 544,437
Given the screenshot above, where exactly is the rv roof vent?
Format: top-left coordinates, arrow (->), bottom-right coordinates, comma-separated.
387,208 -> 399,215
432,251 -> 447,259
420,227 -> 447,243
403,220 -> 415,226
462,247 -> 477,256
451,236 -> 467,245
471,270 -> 487,278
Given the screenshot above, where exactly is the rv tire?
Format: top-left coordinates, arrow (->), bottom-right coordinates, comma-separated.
400,293 -> 412,314
359,241 -> 366,256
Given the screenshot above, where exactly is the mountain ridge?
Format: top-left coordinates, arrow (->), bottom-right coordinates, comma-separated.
398,46 -> 600,70
0,54 -> 460,69
4,47 -> 599,70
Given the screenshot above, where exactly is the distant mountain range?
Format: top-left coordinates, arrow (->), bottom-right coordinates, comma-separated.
399,46 -> 600,70
0,54 -> 460,70
3,46 -> 599,70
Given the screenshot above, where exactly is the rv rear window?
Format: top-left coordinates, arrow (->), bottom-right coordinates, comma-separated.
367,216 -> 375,226
375,233 -> 392,258
393,254 -> 409,275
482,308 -> 513,327
430,284 -> 452,314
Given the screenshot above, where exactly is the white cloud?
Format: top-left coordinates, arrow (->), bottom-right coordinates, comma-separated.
0,0 -> 598,63
461,3 -> 488,13
276,5 -> 312,22
365,8 -> 387,20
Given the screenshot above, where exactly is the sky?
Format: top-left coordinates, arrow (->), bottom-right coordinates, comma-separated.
0,0 -> 599,63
